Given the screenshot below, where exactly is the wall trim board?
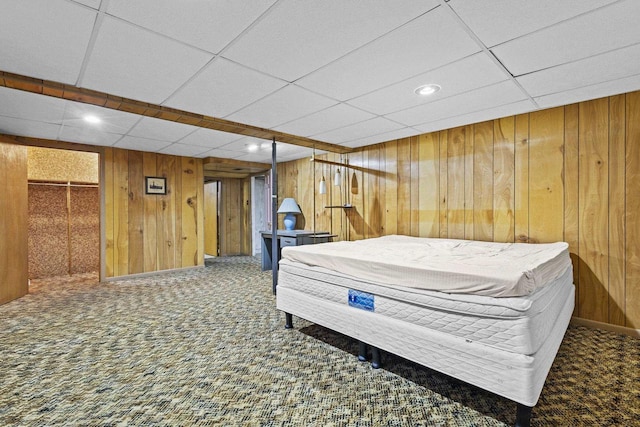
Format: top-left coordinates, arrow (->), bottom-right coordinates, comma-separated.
571,317 -> 640,339
102,265 -> 205,282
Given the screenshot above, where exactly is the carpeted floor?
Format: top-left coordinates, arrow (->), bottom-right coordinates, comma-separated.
1,257 -> 638,426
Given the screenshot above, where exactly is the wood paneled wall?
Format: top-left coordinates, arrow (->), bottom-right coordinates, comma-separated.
0,142 -> 28,304
278,91 -> 640,329
104,148 -> 204,277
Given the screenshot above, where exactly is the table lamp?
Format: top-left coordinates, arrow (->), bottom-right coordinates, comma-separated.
277,198 -> 301,230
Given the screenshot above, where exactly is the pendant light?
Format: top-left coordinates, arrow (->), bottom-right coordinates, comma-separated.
319,176 -> 327,194
334,168 -> 341,186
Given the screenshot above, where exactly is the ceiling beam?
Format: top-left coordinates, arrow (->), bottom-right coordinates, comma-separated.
0,70 -> 352,155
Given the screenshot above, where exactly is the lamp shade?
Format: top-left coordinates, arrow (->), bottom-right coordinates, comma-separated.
319,176 -> 327,195
277,198 -> 300,231
277,198 -> 301,214
334,168 -> 341,186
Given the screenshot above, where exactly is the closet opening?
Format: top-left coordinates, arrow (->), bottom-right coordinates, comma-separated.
27,147 -> 100,293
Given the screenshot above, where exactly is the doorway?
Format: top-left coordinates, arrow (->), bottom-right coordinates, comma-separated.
26,147 -> 100,285
204,181 -> 219,257
251,176 -> 268,256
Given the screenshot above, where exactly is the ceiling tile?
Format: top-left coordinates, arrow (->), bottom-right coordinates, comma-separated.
58,125 -> 122,146
62,102 -> 140,134
347,52 -> 508,115
534,74 -> 640,109
0,0 -> 96,84
200,148 -> 247,160
517,42 -> 640,97
159,143 -> 210,157
127,117 -> 197,142
449,0 -> 617,47
0,116 -> 61,140
178,128 -> 241,149
223,0 -> 439,82
164,58 -> 287,118
340,127 -> 421,149
225,85 -> 336,129
492,0 -> 640,76
414,100 -> 537,134
0,87 -> 67,123
296,6 -> 481,101
386,80 -> 528,126
106,0 -> 276,54
313,117 -> 405,144
72,0 -> 101,9
114,135 -> 171,152
80,16 -> 213,103
274,104 -> 375,137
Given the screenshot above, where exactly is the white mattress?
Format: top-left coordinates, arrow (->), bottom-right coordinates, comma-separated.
281,235 -> 572,297
278,262 -> 574,355
277,284 -> 574,407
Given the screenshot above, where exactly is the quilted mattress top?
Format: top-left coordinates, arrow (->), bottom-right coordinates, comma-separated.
280,235 -> 572,297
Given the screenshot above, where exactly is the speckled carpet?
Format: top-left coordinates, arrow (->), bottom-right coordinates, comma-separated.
1,257 -> 638,426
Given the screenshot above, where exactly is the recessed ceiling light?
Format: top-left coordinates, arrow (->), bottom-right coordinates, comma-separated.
414,84 -> 441,96
247,143 -> 259,152
83,114 -> 101,124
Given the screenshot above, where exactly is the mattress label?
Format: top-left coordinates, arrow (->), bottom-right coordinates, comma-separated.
348,289 -> 374,312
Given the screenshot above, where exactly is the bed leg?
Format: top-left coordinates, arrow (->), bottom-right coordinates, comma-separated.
371,347 -> 382,369
284,312 -> 293,329
514,404 -> 532,427
358,341 -> 368,362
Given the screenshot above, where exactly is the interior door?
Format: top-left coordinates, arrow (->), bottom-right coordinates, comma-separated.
0,142 -> 28,304
204,181 -> 218,256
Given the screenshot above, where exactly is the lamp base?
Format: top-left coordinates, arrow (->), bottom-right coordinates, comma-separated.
283,213 -> 296,231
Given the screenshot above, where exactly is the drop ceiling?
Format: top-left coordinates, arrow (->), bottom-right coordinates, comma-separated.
1,0 -> 639,165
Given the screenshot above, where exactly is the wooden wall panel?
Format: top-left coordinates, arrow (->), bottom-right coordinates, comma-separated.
626,92 -> 640,328
473,121 -> 494,241
157,154 -> 176,270
180,157 -> 199,267
493,117 -> 515,243
275,90 -> 640,330
113,148 -> 129,277
514,114 -> 530,243
104,148 -> 115,277
529,108 -> 564,243
578,98 -> 609,323
384,142 -> 398,236
0,143 -> 28,304
143,152 -> 158,272
447,127 -> 465,239
366,146 -> 383,238
608,95 -> 626,326
418,133 -> 438,238
563,104 -> 580,313
128,150 -> 144,274
438,131 -> 448,238
397,139 -> 412,237
463,125 -> 474,240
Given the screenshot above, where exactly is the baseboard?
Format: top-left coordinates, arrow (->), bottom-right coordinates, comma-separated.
103,265 -> 205,282
571,316 -> 640,338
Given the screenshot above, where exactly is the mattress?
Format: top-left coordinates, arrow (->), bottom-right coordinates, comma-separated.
278,261 -> 574,355
281,235 -> 572,297
276,283 -> 575,407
